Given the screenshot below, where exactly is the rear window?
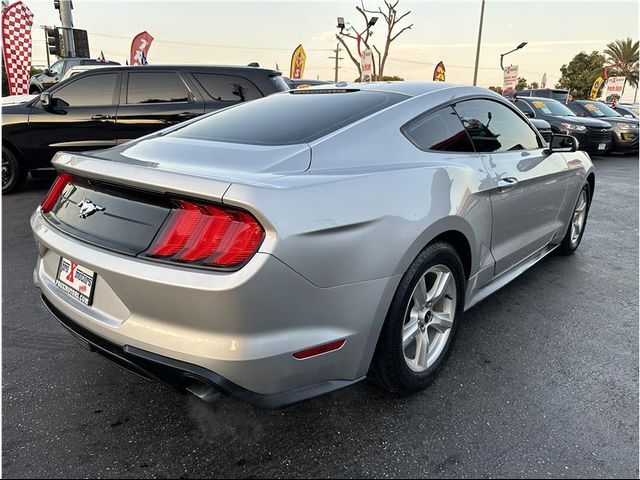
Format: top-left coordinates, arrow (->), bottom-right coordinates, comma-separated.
193,73 -> 262,102
168,90 -> 406,145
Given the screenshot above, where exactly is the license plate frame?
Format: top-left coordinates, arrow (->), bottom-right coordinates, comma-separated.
55,257 -> 97,306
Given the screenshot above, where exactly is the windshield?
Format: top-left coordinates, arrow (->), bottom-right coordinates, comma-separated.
528,99 -> 575,116
580,101 -> 621,118
168,90 -> 406,146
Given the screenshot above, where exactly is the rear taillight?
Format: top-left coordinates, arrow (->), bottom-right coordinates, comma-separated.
144,200 -> 264,268
40,172 -> 74,213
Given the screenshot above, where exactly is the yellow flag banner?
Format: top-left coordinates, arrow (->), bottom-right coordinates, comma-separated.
590,76 -> 604,100
290,44 -> 306,80
433,61 -> 446,82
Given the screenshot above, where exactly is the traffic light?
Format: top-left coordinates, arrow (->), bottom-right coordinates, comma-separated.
46,27 -> 61,56
73,29 -> 90,58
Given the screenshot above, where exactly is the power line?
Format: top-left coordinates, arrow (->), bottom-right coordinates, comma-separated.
89,32 -> 333,53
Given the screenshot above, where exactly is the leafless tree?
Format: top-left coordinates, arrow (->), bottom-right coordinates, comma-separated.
335,0 -> 413,80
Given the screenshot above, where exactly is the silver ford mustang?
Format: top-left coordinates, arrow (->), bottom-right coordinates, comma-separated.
32,82 -> 595,408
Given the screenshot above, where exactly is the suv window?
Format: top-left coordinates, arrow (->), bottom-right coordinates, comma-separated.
193,74 -> 262,102
453,99 -> 541,153
52,73 -> 118,107
168,90 -> 406,146
126,72 -> 190,104
48,60 -> 64,77
515,99 -> 535,117
402,106 -> 474,152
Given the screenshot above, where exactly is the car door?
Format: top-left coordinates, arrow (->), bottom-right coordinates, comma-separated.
453,98 -> 569,276
115,71 -> 205,143
28,71 -> 120,165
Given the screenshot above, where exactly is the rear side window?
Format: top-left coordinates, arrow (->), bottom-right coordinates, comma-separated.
453,99 -> 541,153
193,74 -> 262,102
168,90 -> 406,145
402,106 -> 474,152
53,73 -> 118,107
127,72 -> 190,104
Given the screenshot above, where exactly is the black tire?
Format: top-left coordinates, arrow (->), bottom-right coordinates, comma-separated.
30,169 -> 57,180
2,146 -> 27,194
558,183 -> 591,255
29,86 -> 42,95
369,241 -> 466,394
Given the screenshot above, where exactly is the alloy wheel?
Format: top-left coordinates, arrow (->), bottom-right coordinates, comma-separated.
2,156 -> 13,189
570,190 -> 588,247
402,264 -> 457,372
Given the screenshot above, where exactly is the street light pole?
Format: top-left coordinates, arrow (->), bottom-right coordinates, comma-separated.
59,0 -> 75,57
500,42 -> 527,70
472,0 -> 485,86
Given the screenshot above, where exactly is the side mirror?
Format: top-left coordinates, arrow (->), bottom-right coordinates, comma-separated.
42,68 -> 50,76
547,134 -> 578,153
523,110 -> 534,118
40,92 -> 52,109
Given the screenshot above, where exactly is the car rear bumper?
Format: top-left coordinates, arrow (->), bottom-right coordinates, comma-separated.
31,209 -> 397,403
41,295 -> 363,409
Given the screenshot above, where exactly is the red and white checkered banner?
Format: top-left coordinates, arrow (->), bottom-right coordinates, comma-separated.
2,1 -> 34,95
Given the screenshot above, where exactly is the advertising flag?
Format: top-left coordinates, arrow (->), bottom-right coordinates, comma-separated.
130,31 -> 153,66
290,44 -> 306,79
433,61 -> 446,82
1,1 -> 34,95
502,65 -> 518,95
589,76 -> 604,100
540,72 -> 547,89
360,48 -> 373,82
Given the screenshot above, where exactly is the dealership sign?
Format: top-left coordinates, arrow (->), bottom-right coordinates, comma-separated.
604,76 -> 626,99
503,65 -> 518,95
360,48 -> 373,82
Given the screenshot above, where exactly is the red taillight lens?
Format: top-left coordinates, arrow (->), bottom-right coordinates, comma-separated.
145,200 -> 265,268
40,172 -> 74,213
293,340 -> 346,359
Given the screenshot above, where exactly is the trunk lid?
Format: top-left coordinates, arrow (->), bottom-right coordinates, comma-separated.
47,137 -> 310,256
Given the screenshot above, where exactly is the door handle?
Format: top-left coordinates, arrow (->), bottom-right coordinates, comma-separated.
91,114 -> 112,120
497,177 -> 519,192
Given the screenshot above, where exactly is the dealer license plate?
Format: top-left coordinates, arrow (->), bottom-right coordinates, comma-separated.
598,143 -> 607,150
55,257 -> 97,306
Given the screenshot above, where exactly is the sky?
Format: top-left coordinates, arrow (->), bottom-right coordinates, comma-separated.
20,0 -> 640,88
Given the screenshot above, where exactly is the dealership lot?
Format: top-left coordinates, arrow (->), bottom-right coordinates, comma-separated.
2,154 -> 638,478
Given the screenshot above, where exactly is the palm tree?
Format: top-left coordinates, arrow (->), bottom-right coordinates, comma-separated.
604,37 -> 639,88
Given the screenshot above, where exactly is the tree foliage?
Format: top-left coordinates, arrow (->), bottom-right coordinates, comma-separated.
488,85 -> 503,94
557,50 -> 606,99
516,77 -> 528,91
604,37 -> 639,88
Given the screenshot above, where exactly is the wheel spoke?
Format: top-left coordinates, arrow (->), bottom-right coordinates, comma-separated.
427,270 -> 451,303
402,317 -> 420,347
413,276 -> 428,308
415,332 -> 429,368
428,311 -> 453,333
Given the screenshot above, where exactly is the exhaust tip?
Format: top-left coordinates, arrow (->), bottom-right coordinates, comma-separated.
186,381 -> 221,403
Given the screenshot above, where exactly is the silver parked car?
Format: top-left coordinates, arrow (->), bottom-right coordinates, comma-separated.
32,82 -> 595,408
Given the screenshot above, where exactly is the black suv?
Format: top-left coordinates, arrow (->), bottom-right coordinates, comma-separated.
566,100 -> 639,153
29,58 -> 120,94
512,96 -> 613,154
2,65 -> 288,192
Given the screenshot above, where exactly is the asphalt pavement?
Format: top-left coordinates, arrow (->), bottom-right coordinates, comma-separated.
3,154 -> 639,478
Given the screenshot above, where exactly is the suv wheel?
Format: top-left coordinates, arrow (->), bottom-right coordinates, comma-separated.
2,146 -> 27,194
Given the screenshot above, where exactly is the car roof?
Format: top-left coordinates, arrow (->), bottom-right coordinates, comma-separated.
516,96 -> 563,103
300,81 -> 483,98
73,64 -> 281,75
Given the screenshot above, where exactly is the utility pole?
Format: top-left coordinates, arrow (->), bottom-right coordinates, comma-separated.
472,0 -> 486,86
329,43 -> 343,82
42,26 -> 51,67
58,0 -> 75,57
